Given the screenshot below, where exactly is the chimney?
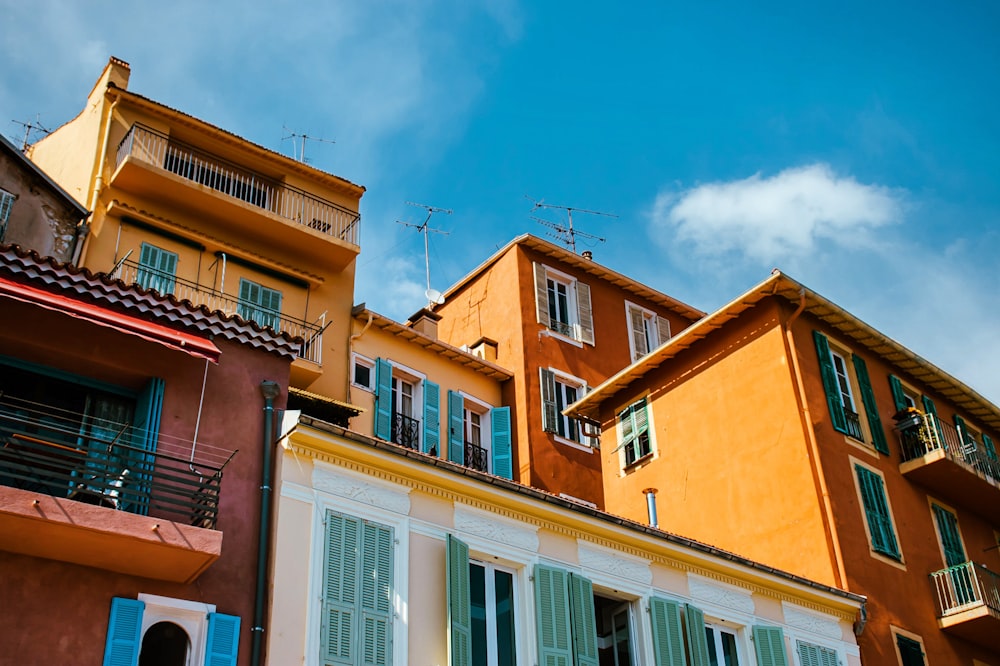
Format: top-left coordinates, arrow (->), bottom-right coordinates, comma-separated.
469,337 -> 499,363
407,308 -> 442,340
582,250 -> 593,260
643,488 -> 659,528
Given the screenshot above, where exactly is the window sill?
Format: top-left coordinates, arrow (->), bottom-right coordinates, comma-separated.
553,435 -> 594,454
623,451 -> 654,472
541,327 -> 584,348
352,382 -> 374,393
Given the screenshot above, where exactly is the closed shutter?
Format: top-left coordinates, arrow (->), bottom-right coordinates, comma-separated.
932,504 -> 966,567
448,390 -> 465,465
576,281 -> 595,345
954,414 -> 974,451
855,465 -> 900,558
655,315 -> 671,349
752,625 -> 789,666
447,535 -> 472,666
921,396 -> 946,445
534,263 -> 551,328
534,564 -> 573,666
322,512 -> 359,664
103,597 -> 144,666
360,520 -> 394,666
983,434 -> 998,461
204,613 -> 241,666
888,375 -> 908,411
648,597 -> 686,666
137,243 -> 177,295
813,331 -> 848,434
540,368 -> 558,433
629,306 -> 648,361
796,641 -> 837,666
424,381 -> 440,455
491,407 -> 512,479
568,573 -> 598,666
895,635 -> 925,666
683,604 -> 710,666
130,377 -> 164,515
374,359 -> 393,441
853,355 -> 888,454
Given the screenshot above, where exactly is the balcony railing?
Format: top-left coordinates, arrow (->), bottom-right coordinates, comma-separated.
931,561 -> 1000,617
465,441 -> 489,473
0,395 -> 226,529
843,405 -> 864,441
896,413 -> 1000,484
111,259 -> 325,364
391,412 -> 420,450
115,124 -> 360,245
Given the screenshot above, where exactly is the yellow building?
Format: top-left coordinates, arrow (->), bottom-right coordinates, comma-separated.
28,57 -> 365,400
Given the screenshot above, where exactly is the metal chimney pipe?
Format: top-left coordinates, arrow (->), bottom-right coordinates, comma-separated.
643,488 -> 658,528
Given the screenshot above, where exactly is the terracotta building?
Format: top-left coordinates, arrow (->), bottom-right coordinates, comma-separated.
433,234 -> 703,508
567,270 -> 1000,665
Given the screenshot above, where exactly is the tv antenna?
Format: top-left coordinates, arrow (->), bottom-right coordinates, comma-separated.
526,197 -> 616,253
396,201 -> 453,307
281,126 -> 336,163
12,115 -> 52,151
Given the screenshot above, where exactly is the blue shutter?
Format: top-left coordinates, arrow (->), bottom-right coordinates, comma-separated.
447,535 -> 472,666
852,355 -> 888,454
374,359 -> 393,441
752,625 -> 789,666
534,564 -> 573,666
424,381 -> 440,455
648,597 -> 686,666
568,573 -> 598,666
204,613 -> 241,666
103,597 -> 144,666
813,331 -> 848,434
130,377 -> 164,515
491,407 -> 512,479
448,390 -> 465,465
684,604 -> 710,666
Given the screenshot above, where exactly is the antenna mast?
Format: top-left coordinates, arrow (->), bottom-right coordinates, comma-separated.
527,197 -> 617,253
12,115 -> 51,151
396,201 -> 453,307
281,126 -> 336,163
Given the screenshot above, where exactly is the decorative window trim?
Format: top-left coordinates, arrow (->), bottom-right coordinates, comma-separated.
137,593 -> 215,661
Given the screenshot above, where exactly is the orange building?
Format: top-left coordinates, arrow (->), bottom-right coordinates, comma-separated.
433,234 -> 703,508
567,270 -> 1000,665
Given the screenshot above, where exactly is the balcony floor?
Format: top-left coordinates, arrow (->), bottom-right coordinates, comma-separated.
939,604 -> 1000,652
899,450 -> 1000,524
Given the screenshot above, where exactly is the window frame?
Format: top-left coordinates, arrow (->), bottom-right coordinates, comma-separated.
461,391 -> 494,473
0,188 -> 15,239
351,353 -> 375,391
891,627 -> 926,666
533,262 -> 594,346
468,557 -> 520,666
616,396 -> 654,469
624,300 -> 670,362
851,458 -> 904,563
136,241 -> 179,296
540,367 -> 596,452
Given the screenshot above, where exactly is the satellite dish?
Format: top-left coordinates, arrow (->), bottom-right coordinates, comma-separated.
425,288 -> 445,305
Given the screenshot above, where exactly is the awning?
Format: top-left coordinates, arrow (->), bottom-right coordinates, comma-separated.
0,275 -> 221,363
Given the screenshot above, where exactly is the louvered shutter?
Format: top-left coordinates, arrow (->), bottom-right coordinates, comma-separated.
684,604 -> 710,666
423,381 -> 440,455
448,390 -> 465,465
130,377 -> 164,515
634,399 -> 650,440
322,512 -> 359,665
568,573 -> 598,666
491,407 -> 512,479
576,281 -> 595,345
648,597 -> 686,666
102,597 -> 144,666
888,375 -> 908,411
752,625 -> 789,666
629,306 -> 648,361
204,613 -> 241,666
534,263 -> 551,328
540,368 -> 558,433
954,414 -> 974,450
374,359 -> 393,441
895,635 -> 925,666
983,434 -> 998,461
447,535 -> 472,666
853,355 -> 888,454
360,520 -> 394,666
813,331 -> 848,434
796,641 -> 837,666
932,504 -> 966,567
534,564 -> 573,666
921,396 -> 946,446
855,465 -> 900,558
655,315 -> 671,349
137,243 -> 177,295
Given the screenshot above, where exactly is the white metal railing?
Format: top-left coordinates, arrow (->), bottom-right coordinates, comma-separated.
931,561 -> 1000,617
896,412 -> 1000,482
114,124 -> 360,245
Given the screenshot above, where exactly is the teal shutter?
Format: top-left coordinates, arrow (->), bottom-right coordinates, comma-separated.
424,380 -> 440,455
888,375 -> 908,411
648,597 -> 686,666
540,368 -> 558,433
683,604 -> 710,666
796,641 -> 837,666
103,597 -> 144,666
534,564 -> 573,666
447,535 -> 472,666
921,396 -> 946,446
204,613 -> 241,666
813,331 -> 848,434
752,625 -> 789,666
360,520 -> 394,666
322,512 -> 360,665
932,504 -> 966,566
983,434 -> 998,461
137,243 -> 178,295
855,465 -> 900,558
130,377 -> 164,515
853,355 -> 888,454
448,390 -> 465,465
374,359 -> 393,441
568,573 -> 598,666
895,634 -> 925,666
491,407 -> 512,479
954,414 -> 974,450
237,279 -> 282,330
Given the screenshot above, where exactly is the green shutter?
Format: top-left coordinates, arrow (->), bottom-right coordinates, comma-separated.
649,597 -> 686,666
534,564 -> 573,666
983,434 -> 998,461
447,535 -> 472,666
360,520 -> 394,666
683,604 -> 711,666
491,407 -> 512,479
322,512 -> 359,664
568,573 -> 598,666
204,613 -> 241,666
540,368 -> 558,433
932,504 -> 966,567
103,597 -> 144,666
423,380 -> 440,455
888,375 -> 908,412
576,281 -> 595,345
374,359 -> 392,441
137,243 -> 177,295
448,390 -> 465,465
752,625 -> 789,666
855,465 -> 900,558
534,263 -> 551,328
813,331 -> 848,434
921,396 -> 946,446
797,641 -> 837,666
954,414 -> 976,452
853,355 -> 888,454
895,635 -> 925,666
130,377 -> 164,515
634,399 -> 649,439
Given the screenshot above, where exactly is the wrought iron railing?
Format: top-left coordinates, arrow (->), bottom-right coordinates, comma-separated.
110,259 -> 325,364
0,396 -> 226,529
931,561 -> 1000,617
465,441 -> 489,473
844,406 -> 864,441
114,124 -> 361,245
391,412 -> 420,450
896,413 -> 1000,483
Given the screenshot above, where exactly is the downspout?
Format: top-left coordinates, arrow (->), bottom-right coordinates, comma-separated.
251,380 -> 280,666
73,96 -> 118,266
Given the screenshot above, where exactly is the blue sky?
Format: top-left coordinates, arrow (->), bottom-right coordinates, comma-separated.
2,1 -> 999,404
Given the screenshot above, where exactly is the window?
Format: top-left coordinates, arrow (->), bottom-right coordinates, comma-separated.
540,368 -> 594,448
649,599 -> 776,666
533,263 -> 594,345
594,594 -> 637,665
931,503 -> 976,607
352,354 -> 374,391
136,243 -> 178,296
237,278 -> 282,331
616,398 -> 652,467
705,622 -> 741,665
448,536 -> 518,666
751,625 -> 790,666
854,463 -> 901,560
447,390 -> 512,479
796,640 -> 837,666
0,188 -> 14,239
625,301 -> 671,362
372,359 -> 423,450
532,563 -> 599,665
894,633 -> 925,666
321,510 -> 394,666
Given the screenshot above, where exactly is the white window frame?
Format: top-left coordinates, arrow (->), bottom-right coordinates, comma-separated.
615,395 -> 654,469
136,593 -> 215,666
542,367 -> 596,452
468,557 -> 520,666
351,353 -> 375,391
534,262 -> 593,347
624,300 -> 670,362
0,188 -> 15,239
387,360 -> 426,450
545,266 -> 579,340
462,391 -> 494,473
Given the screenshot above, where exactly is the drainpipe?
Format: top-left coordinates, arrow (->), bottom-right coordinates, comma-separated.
251,380 -> 280,666
75,97 -> 119,266
643,488 -> 659,528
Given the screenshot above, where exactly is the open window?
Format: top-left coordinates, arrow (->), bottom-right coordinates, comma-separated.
533,262 -> 595,345
372,359 -> 426,452
814,331 -> 888,454
625,301 -> 671,362
446,390 -> 512,479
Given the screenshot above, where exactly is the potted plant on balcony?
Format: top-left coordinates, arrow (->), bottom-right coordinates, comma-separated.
893,406 -> 923,432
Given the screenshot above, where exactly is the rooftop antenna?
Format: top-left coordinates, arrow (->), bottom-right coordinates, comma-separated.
281,126 -> 336,164
526,196 -> 616,253
396,201 -> 452,307
12,115 -> 52,151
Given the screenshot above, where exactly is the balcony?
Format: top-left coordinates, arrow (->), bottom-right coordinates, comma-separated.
111,260 -> 325,366
465,441 -> 489,473
931,561 -> 1000,650
390,412 -> 420,450
896,413 -> 1000,523
0,394 -> 228,582
111,124 -> 361,269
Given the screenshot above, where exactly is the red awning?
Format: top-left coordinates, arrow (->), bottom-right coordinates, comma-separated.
0,276 -> 221,363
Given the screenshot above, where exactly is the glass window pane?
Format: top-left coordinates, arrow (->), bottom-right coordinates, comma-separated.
494,569 -> 516,666
470,563 -> 488,666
